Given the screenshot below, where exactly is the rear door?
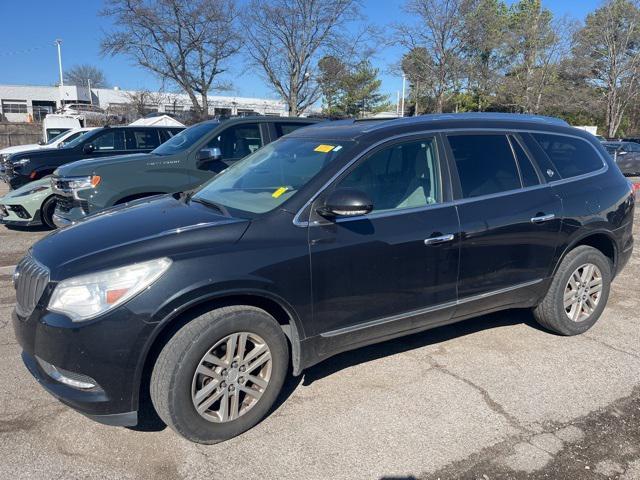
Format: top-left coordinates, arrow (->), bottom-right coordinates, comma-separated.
447,131 -> 562,317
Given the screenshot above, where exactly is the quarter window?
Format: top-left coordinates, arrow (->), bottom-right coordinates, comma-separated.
532,133 -> 603,178
448,134 -> 521,198
336,138 -> 441,213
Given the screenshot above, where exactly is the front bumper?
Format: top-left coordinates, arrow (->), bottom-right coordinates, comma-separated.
12,303 -> 156,425
0,203 -> 41,226
53,195 -> 89,227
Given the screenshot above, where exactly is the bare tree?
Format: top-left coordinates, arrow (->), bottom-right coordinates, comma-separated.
575,0 -> 640,137
501,0 -> 569,114
101,0 -> 242,120
395,0 -> 470,114
64,64 -> 109,88
243,0 -> 361,116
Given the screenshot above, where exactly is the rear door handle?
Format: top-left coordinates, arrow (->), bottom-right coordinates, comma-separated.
530,214 -> 555,224
424,234 -> 455,245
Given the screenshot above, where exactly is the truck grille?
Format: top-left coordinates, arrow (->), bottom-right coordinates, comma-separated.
14,254 -> 50,318
55,194 -> 76,213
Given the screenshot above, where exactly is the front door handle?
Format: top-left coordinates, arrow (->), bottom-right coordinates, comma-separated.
424,234 -> 455,245
530,214 -> 555,224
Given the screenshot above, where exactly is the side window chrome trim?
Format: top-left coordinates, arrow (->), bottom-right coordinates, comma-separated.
293,128 -> 609,227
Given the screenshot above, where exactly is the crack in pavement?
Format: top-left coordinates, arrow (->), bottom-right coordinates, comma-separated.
582,334 -> 640,360
424,353 -> 534,435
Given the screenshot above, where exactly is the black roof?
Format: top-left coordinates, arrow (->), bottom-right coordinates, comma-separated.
195,116 -> 320,127
287,113 -> 577,142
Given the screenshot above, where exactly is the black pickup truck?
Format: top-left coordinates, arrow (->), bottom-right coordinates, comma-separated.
1,125 -> 184,189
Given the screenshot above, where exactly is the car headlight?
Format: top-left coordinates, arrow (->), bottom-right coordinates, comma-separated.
48,257 -> 171,321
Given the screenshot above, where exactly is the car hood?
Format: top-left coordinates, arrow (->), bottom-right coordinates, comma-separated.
32,194 -> 250,280
0,177 -> 51,202
55,152 -> 154,176
0,144 -> 41,155
8,146 -> 72,161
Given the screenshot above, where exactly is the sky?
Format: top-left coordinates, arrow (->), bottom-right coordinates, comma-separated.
0,0 -> 603,102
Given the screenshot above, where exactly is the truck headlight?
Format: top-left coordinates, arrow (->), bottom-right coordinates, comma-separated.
48,258 -> 171,321
65,175 -> 101,191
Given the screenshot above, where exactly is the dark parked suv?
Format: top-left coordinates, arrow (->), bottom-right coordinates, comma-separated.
2,125 -> 183,190
51,116 -> 318,227
12,113 -> 635,444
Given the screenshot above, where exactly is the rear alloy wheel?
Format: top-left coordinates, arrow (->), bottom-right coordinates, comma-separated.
533,245 -> 612,336
150,306 -> 289,444
563,263 -> 603,323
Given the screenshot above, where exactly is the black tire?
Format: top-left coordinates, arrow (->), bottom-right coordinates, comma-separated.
150,306 -> 289,444
533,245 -> 612,335
40,196 -> 57,229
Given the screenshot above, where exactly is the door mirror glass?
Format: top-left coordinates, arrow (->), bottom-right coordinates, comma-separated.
83,143 -> 95,154
197,147 -> 222,164
319,188 -> 373,217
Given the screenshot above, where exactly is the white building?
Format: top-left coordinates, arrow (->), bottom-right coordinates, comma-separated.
0,84 -> 289,122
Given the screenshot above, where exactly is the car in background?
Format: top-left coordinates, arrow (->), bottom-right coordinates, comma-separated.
0,128 -> 96,163
2,125 -> 184,190
0,177 -> 57,228
603,141 -> 640,176
58,103 -> 112,123
51,116 -> 319,226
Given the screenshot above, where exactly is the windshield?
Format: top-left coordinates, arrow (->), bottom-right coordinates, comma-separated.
63,129 -> 100,149
193,138 -> 353,214
603,143 -> 622,154
153,122 -> 218,155
45,130 -> 70,145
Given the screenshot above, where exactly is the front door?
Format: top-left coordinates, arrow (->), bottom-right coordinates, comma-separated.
446,132 -> 562,316
309,136 -> 460,350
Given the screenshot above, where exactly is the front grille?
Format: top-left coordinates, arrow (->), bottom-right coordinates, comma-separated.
14,254 -> 50,318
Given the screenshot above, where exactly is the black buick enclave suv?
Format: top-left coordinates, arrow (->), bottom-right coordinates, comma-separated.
12,113 -> 635,444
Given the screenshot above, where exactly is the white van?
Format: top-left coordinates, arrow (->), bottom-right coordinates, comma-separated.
0,127 -> 96,161
42,114 -> 85,142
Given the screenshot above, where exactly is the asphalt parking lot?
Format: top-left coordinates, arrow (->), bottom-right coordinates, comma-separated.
1,181 -> 639,480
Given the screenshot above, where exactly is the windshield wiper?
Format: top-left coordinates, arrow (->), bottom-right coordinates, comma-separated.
191,196 -> 229,216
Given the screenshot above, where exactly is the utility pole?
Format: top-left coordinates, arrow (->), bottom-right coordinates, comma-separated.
55,39 -> 64,106
87,78 -> 92,105
396,91 -> 400,116
401,73 -> 406,118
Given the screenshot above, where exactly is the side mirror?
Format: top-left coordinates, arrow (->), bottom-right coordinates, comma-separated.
83,143 -> 95,154
196,147 -> 222,168
37,140 -> 45,145
318,188 -> 373,218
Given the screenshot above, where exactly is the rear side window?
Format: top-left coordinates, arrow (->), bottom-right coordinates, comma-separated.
448,134 -> 521,198
127,129 -> 160,150
91,130 -> 126,151
509,135 -> 540,187
532,133 -> 603,179
275,123 -> 307,137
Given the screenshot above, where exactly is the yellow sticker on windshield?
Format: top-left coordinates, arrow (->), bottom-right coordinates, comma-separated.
314,144 -> 335,153
272,187 -> 288,198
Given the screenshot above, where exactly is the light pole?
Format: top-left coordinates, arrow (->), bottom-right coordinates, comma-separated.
55,39 -> 64,106
401,73 -> 406,118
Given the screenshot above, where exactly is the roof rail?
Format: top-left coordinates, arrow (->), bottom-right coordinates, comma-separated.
362,112 -> 570,132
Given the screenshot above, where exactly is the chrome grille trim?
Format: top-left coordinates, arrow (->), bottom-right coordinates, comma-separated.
14,255 -> 50,318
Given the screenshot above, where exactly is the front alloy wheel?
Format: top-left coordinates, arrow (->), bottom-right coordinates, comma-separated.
192,332 -> 272,423
151,306 -> 289,444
